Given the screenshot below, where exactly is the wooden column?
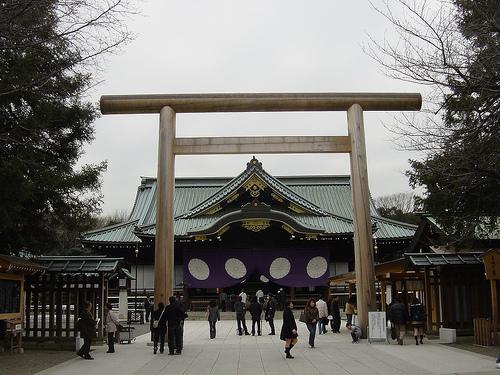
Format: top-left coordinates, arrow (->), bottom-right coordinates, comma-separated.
347,103 -> 376,337
154,106 -> 176,306
380,280 -> 387,312
424,268 -> 433,334
491,279 -> 498,345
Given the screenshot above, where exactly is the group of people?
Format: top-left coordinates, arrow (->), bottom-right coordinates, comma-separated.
151,296 -> 188,354
388,297 -> 426,345
76,292 -> 427,361
208,289 -> 277,338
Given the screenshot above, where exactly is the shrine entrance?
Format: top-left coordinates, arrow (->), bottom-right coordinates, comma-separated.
99,92 -> 421,335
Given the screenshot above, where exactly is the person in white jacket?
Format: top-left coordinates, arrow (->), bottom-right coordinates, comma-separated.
316,297 -> 328,335
105,303 -> 120,353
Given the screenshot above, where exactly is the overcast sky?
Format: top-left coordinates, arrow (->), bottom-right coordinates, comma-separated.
80,0 -> 427,216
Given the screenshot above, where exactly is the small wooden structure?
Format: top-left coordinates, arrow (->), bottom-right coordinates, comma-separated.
25,256 -> 123,342
0,255 -> 46,353
481,249 -> 499,345
330,252 -> 490,334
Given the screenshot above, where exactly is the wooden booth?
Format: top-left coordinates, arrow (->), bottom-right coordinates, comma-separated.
330,252 -> 490,335
25,256 -> 123,344
0,255 -> 46,353
478,249 -> 500,345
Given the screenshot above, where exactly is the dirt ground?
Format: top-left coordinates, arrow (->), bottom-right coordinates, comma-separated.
0,323 -> 152,375
445,336 -> 500,358
0,349 -> 76,375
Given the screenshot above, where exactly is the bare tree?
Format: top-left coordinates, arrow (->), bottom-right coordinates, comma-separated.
365,0 -> 500,241
375,192 -> 416,214
0,0 -> 136,96
92,209 -> 130,229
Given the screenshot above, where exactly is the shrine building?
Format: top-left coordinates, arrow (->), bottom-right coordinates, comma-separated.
81,157 -> 416,304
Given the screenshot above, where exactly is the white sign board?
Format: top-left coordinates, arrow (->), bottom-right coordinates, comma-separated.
368,311 -> 387,342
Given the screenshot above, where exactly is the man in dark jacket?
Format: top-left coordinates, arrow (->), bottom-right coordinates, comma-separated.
152,302 -> 167,354
234,295 -> 250,335
249,296 -> 263,336
265,293 -> 276,335
388,297 -> 409,345
77,301 -> 96,360
328,296 -> 341,333
144,296 -> 152,322
165,296 -> 183,355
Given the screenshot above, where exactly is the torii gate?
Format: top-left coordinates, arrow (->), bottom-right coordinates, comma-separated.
100,92 -> 421,334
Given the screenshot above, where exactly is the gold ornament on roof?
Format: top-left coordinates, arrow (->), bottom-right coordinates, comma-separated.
244,175 -> 267,198
242,219 -> 270,232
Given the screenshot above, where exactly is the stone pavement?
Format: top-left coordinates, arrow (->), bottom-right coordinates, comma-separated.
36,320 -> 498,375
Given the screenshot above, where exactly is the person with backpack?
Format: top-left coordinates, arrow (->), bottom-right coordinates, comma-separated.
388,297 -> 409,345
151,302 -> 167,354
409,297 -> 426,345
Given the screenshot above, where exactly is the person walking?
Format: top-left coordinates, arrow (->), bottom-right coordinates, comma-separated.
303,298 -> 319,348
219,290 -> 227,312
165,296 -> 183,354
77,301 -> 96,360
409,297 -> 426,345
256,289 -> 264,303
239,289 -> 247,305
207,300 -> 220,339
104,303 -> 120,353
345,296 -> 356,326
280,301 -> 298,359
229,291 -> 236,312
152,302 -> 166,354
316,296 -> 328,334
249,296 -> 263,336
176,294 -> 188,351
235,295 -> 250,335
265,293 -> 276,335
144,295 -> 152,323
388,297 -> 409,345
277,288 -> 285,310
328,296 -> 341,333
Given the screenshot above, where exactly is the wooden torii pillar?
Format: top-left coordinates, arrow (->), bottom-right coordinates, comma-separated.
100,92 -> 421,334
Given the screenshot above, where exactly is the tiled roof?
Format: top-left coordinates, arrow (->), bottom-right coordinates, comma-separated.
82,158 -> 417,244
37,256 -> 123,273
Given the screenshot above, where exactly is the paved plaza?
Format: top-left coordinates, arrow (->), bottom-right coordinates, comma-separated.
36,320 -> 497,375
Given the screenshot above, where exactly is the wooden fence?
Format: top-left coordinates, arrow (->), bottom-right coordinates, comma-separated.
473,318 -> 492,346
25,273 -> 106,341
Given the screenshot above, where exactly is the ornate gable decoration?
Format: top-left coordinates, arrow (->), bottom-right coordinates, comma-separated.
179,157 -> 329,219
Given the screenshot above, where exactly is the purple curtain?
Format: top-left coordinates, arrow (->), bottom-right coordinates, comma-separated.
183,248 -> 330,288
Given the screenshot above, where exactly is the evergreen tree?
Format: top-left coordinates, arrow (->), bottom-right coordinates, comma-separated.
0,1 -> 132,255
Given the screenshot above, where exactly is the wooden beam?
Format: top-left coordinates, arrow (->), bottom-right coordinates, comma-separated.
100,92 -> 422,114
491,279 -> 498,345
154,106 -> 176,306
424,268 -> 433,334
174,136 -> 351,155
348,103 -> 377,338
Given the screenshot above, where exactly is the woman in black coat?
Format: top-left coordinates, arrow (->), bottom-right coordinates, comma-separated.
280,301 -> 298,359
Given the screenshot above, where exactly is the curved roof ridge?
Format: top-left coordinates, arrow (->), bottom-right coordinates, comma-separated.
83,219 -> 139,236
179,157 -> 329,218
